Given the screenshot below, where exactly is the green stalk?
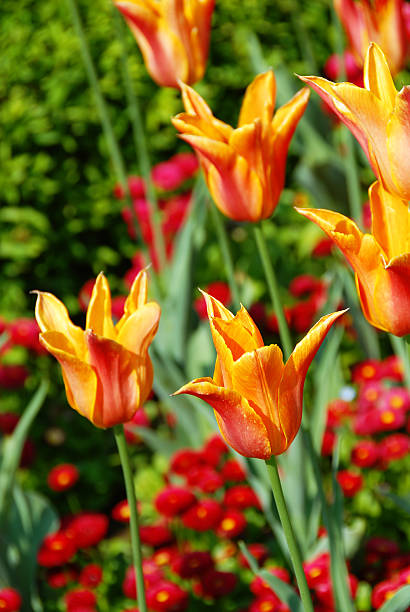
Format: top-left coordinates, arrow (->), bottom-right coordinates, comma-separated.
265,457 -> 314,612
111,7 -> 167,271
66,0 -> 146,253
302,426 -> 355,612
208,203 -> 241,310
390,335 -> 410,392
332,6 -> 362,224
113,425 -> 147,612
253,223 -> 292,359
0,380 -> 49,518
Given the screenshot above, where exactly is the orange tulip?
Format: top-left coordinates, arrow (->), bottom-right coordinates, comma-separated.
334,0 -> 407,75
297,181 -> 410,337
172,71 -> 310,221
34,270 -> 160,428
114,0 -> 215,88
174,292 -> 345,459
300,43 -> 410,202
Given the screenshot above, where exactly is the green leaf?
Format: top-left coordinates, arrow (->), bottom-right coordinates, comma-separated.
378,586 -> 410,612
238,542 -> 303,612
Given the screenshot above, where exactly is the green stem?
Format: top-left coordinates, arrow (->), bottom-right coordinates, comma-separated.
113,425 -> 147,612
265,457 -> 314,612
208,203 -> 241,310
0,380 -> 49,519
253,223 -> 292,359
66,0 -> 147,253
390,335 -> 410,392
112,7 -> 167,271
302,426 -> 355,612
332,6 -> 362,224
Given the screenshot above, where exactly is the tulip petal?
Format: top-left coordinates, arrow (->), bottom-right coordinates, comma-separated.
232,345 -> 286,453
116,269 -> 148,334
173,378 -> 272,459
200,290 -> 234,321
238,71 -> 276,127
369,181 -> 410,260
116,0 -> 189,87
180,134 -> 264,221
117,301 -> 161,355
85,331 -> 140,428
279,311 -> 346,449
364,43 -> 396,111
35,292 -> 85,357
272,87 -> 310,151
173,112 -> 233,142
212,307 -> 264,361
40,331 -> 97,423
387,87 -> 410,201
179,81 -> 213,117
86,273 -> 115,340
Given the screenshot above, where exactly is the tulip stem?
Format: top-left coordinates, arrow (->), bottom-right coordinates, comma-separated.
265,456 -> 314,612
253,223 -> 292,359
390,335 -> 410,392
111,6 -> 167,272
66,0 -> 151,264
113,425 -> 147,612
209,203 -> 241,310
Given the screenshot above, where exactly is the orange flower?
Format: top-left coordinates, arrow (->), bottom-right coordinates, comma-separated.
297,181 -> 410,337
174,292 -> 345,459
172,71 -> 310,221
300,43 -> 410,202
114,0 -> 215,88
334,0 -> 407,75
34,270 -> 160,428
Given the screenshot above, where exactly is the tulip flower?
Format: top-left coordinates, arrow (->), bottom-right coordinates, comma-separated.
174,292 -> 345,459
297,181 -> 410,337
114,0 -> 215,88
334,0 -> 407,75
172,71 -> 310,221
34,270 -> 160,428
300,43 -> 410,202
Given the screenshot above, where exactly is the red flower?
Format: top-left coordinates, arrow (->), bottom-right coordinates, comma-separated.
47,568 -> 77,589
379,434 -> 410,464
351,440 -> 379,468
123,562 -> 163,598
8,318 -> 45,354
155,486 -> 196,518
182,499 -> 222,531
0,588 -> 22,612
152,547 -> 180,567
170,449 -> 203,475
312,237 -> 334,257
366,537 -> 400,557
314,574 -> 358,608
47,464 -> 79,492
321,429 -> 336,456
382,388 -> 410,413
0,364 -> 29,389
381,355 -> 404,382
171,551 -> 213,579
249,595 -> 287,612
64,589 -> 96,611
221,458 -> 246,482
352,360 -> 384,384
78,279 -> 95,311
197,569 -> 237,599
152,153 -> 198,191
336,470 -> 363,498
0,412 -> 19,435
146,581 -> 188,612
303,553 -> 330,588
324,50 -> 363,86
326,399 -> 353,427
200,434 -> 228,466
192,467 -> 224,493
216,509 -> 246,539
112,500 -> 132,523
79,565 -> 103,589
372,578 -> 402,609
194,282 -> 231,320
37,532 -> 77,567
223,485 -> 261,510
139,523 -> 174,547
250,567 -> 291,597
66,513 -> 108,549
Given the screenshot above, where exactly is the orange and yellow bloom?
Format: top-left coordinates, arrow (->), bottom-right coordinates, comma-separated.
172,71 -> 310,221
297,181 -> 410,337
300,43 -> 410,202
35,270 -> 160,428
334,0 -> 407,75
114,0 -> 215,88
174,292 -> 345,459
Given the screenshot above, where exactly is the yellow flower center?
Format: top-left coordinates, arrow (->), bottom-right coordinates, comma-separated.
221,518 -> 236,531
362,365 -> 376,378
156,591 -> 170,603
381,411 -> 395,424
